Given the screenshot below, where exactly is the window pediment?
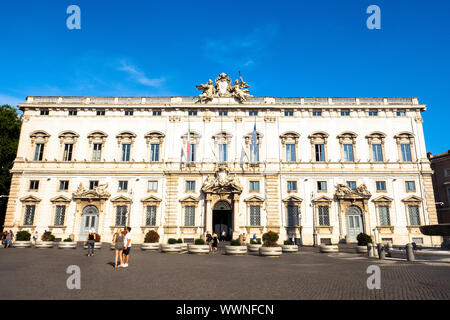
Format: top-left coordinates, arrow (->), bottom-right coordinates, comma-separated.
111,195 -> 132,203
282,195 -> 303,204
20,195 -> 42,203
372,195 -> 393,202
337,131 -> 357,143
244,195 -> 264,203
141,195 -> 162,203
402,195 -> 422,203
30,130 -> 50,144
145,131 -> 165,145
50,195 -> 71,203
311,195 -> 332,203
280,132 -> 300,144
87,131 -> 108,145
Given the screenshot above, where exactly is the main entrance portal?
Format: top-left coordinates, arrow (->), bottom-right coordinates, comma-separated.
212,201 -> 232,241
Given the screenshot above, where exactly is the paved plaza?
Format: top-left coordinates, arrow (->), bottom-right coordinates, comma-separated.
1,244 -> 449,300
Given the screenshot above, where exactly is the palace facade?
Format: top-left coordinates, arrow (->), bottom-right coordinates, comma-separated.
3,76 -> 441,246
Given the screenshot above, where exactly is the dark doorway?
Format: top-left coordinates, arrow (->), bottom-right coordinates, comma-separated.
213,209 -> 232,241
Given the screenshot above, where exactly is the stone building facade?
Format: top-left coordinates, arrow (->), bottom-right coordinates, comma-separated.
2,83 -> 441,246
428,150 -> 450,223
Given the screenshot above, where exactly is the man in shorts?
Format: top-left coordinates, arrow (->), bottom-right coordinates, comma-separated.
122,227 -> 132,268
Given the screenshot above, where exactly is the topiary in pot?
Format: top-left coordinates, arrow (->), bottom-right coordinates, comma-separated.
194,238 -> 205,245
41,230 -> 55,241
144,230 -> 160,243
356,233 -> 372,246
177,238 -> 183,243
262,231 -> 279,247
63,238 -> 72,242
230,239 -> 241,246
284,240 -> 293,245
168,238 -> 177,244
94,233 -> 101,242
250,239 -> 261,244
16,231 -> 31,241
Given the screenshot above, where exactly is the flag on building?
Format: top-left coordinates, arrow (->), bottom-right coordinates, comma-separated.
251,122 -> 257,162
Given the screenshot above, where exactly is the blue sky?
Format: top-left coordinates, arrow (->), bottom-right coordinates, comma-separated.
0,0 -> 449,154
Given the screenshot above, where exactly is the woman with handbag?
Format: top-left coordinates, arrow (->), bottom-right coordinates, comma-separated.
113,229 -> 124,269
85,229 -> 96,257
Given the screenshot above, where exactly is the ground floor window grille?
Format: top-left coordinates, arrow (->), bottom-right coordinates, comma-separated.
116,206 -> 127,226
287,205 -> 299,226
24,205 -> 35,225
145,205 -> 157,226
184,206 -> 195,226
54,205 -> 66,226
250,205 -> 261,226
318,206 -> 330,226
378,206 -> 390,226
408,205 -> 420,226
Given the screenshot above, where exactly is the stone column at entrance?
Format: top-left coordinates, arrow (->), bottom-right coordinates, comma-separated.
233,198 -> 240,239
205,197 -> 212,233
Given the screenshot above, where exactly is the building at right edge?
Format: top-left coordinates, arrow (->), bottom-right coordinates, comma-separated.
428,150 -> 450,224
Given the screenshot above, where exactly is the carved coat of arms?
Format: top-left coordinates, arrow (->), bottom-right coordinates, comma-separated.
196,73 -> 252,104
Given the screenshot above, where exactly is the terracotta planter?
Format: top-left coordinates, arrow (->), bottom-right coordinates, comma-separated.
259,246 -> 282,257
247,243 -> 262,252
225,245 -> 247,255
35,241 -> 54,248
141,243 -> 160,250
281,245 -> 298,253
188,244 -> 210,254
58,242 -> 77,249
161,244 -> 182,253
13,241 -> 31,248
83,242 -> 102,249
355,245 -> 368,253
320,245 -> 339,253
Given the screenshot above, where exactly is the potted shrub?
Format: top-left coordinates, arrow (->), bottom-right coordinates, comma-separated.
161,238 -> 182,253
141,230 -> 160,250
83,233 -> 102,249
247,238 -> 262,252
13,231 -> 32,248
35,230 -> 55,248
259,231 -> 282,257
188,238 -> 209,254
177,238 -> 188,251
225,239 -> 247,255
281,239 -> 298,253
58,237 -> 77,249
355,233 -> 372,253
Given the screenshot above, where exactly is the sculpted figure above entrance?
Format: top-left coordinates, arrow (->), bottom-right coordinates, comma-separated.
201,165 -> 242,194
196,73 -> 252,104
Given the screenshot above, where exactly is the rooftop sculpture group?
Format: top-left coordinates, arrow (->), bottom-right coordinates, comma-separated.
196,73 -> 252,104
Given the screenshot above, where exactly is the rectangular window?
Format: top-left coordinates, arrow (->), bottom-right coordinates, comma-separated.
148,180 -> 158,191
152,110 -> 161,116
40,109 -> 49,115
59,180 -> 69,191
372,144 -> 383,162
24,205 -> 36,225
378,206 -> 391,226
92,143 -> 102,161
412,237 -> 423,245
118,181 -> 128,191
116,206 -> 127,226
249,181 -> 260,192
68,109 -> 77,116
218,111 -> 228,116
401,144 -> 412,162
124,110 -> 133,116
249,111 -> 258,116
250,205 -> 261,226
405,181 -> 416,192
396,110 -> 406,116
368,111 -> 378,116
96,109 -> 105,116
150,144 -> 160,162
312,110 -> 322,117
188,144 -> 196,162
315,144 -> 325,161
287,205 -> 299,226
318,206 -> 330,226
340,109 -> 350,116
408,205 -> 420,226
219,144 -> 227,162
343,144 -> 354,162
376,181 -> 386,191
250,143 -> 259,162
286,144 -> 296,162
346,181 -> 356,190
188,110 -> 197,116
29,180 -> 39,190
287,181 -> 297,191
284,111 -> 294,116
54,205 -> 66,226
186,181 -> 195,191
63,143 -> 73,161
89,180 -> 99,190
33,143 -> 44,161
145,205 -> 157,226
121,143 -> 131,162
317,181 -> 327,191
184,206 -> 195,226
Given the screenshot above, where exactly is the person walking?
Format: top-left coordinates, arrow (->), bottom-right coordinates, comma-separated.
221,229 -> 226,242
1,231 -> 7,248
252,233 -> 257,243
5,230 -> 13,248
32,231 -> 39,244
122,227 -> 132,268
86,229 -> 95,256
290,233 -> 296,245
112,228 -> 124,269
212,232 -> 218,252
206,231 -> 213,252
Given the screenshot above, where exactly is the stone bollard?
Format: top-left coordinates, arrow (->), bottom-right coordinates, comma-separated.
377,243 -> 385,260
368,243 -> 374,257
372,243 -> 378,257
406,243 -> 415,261
387,242 -> 393,256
